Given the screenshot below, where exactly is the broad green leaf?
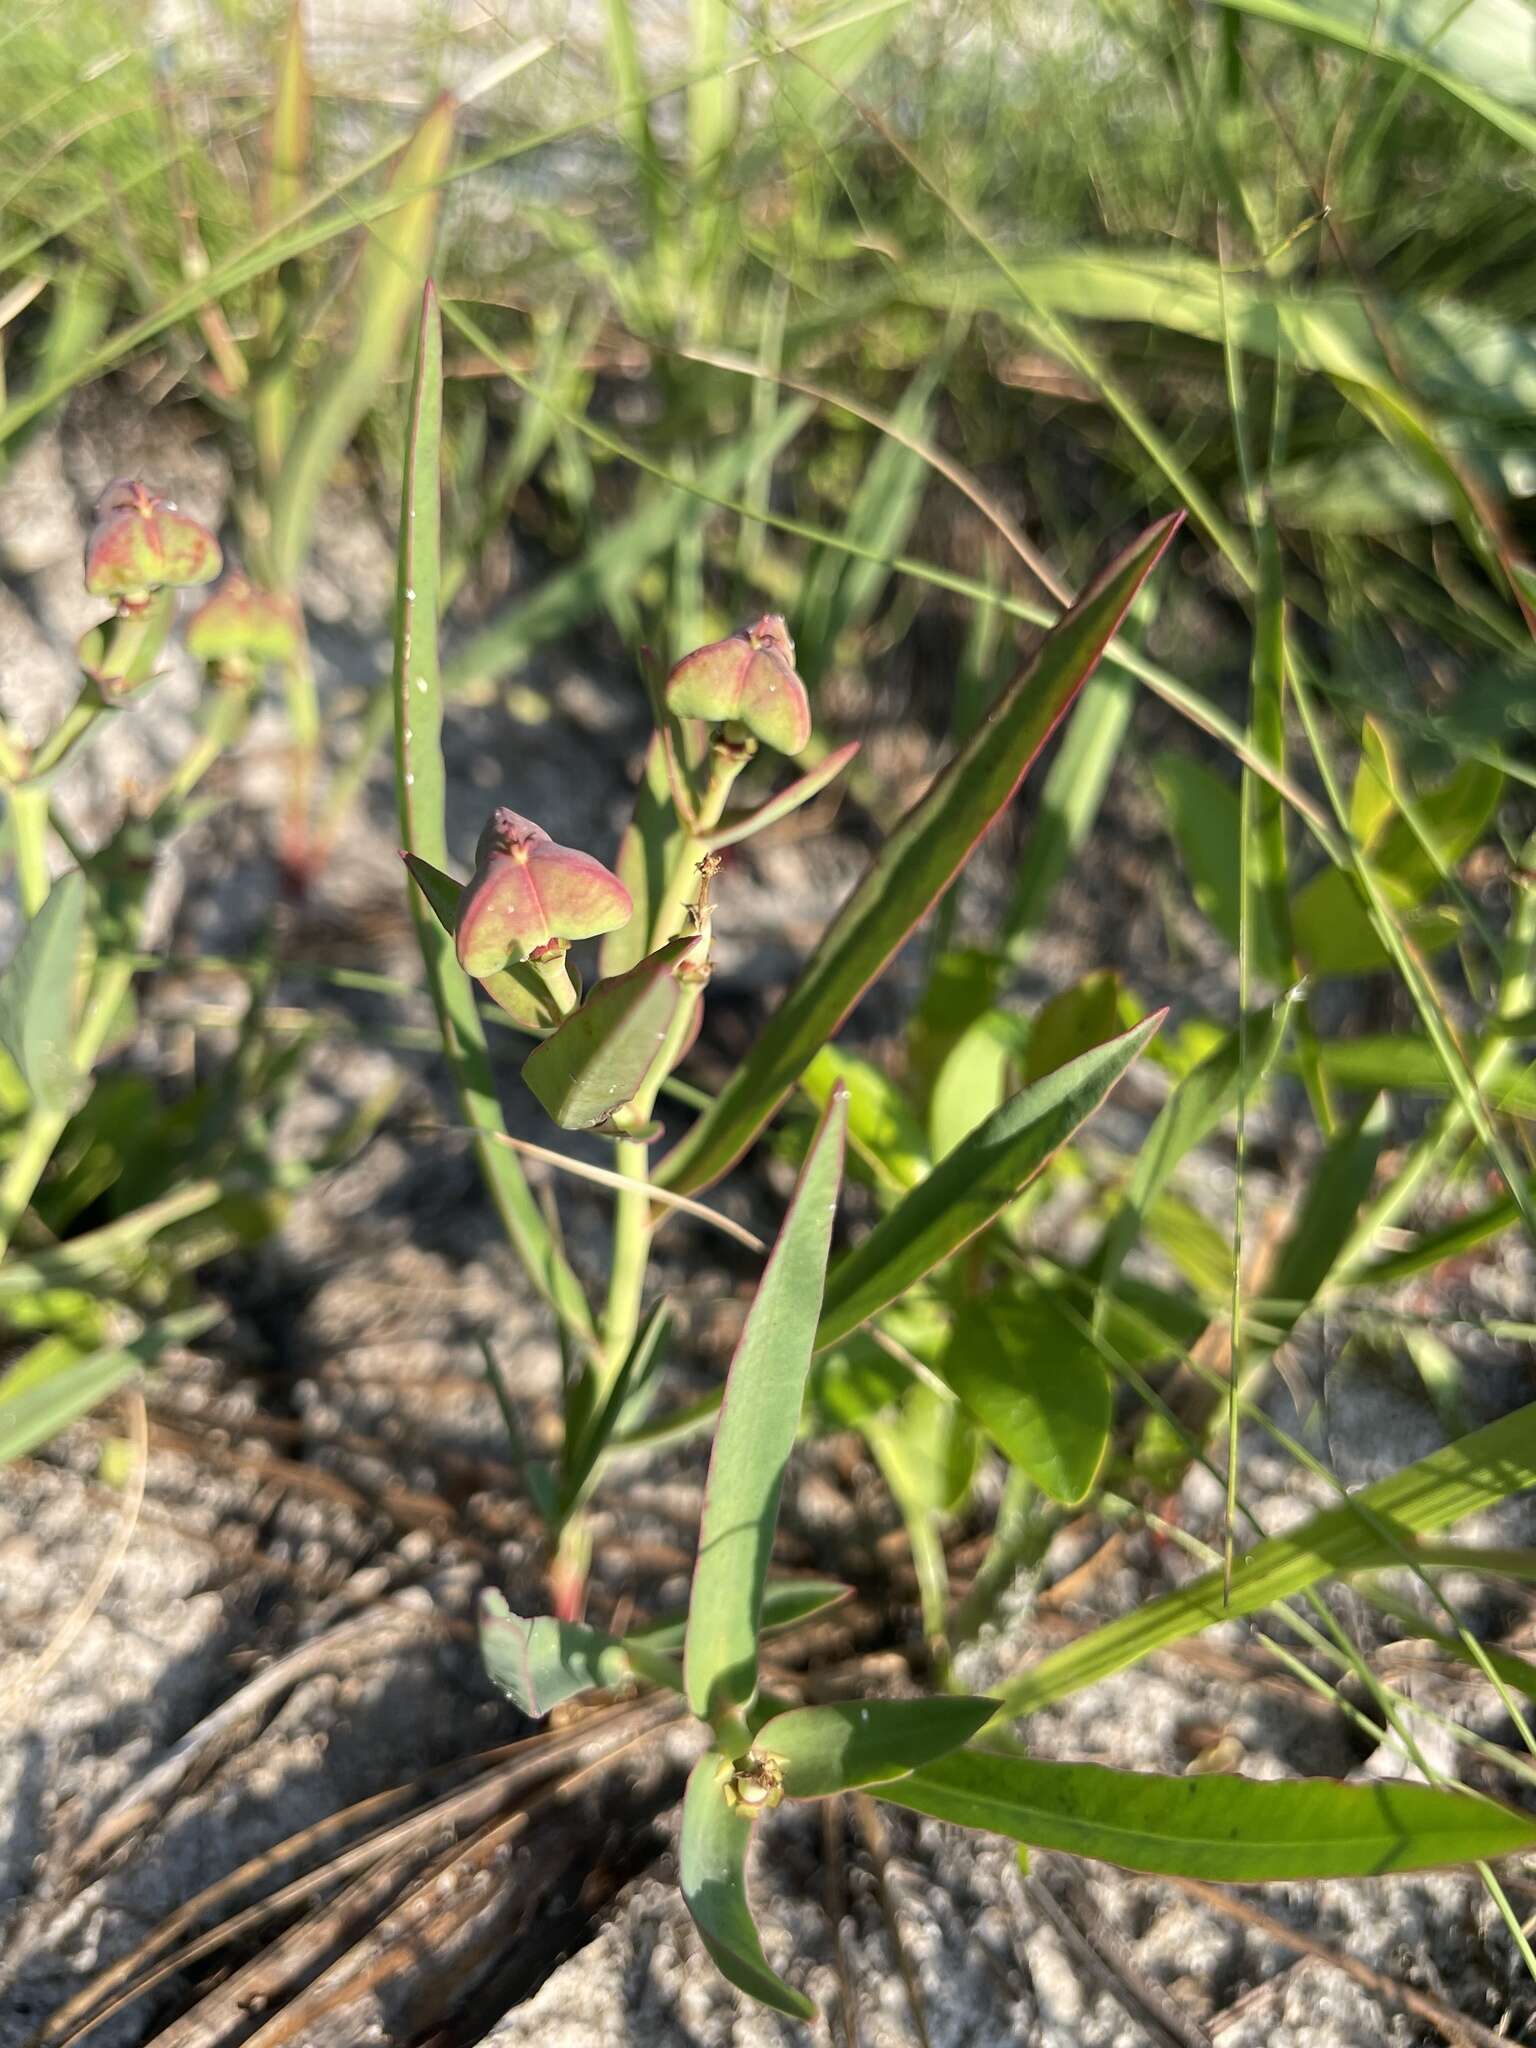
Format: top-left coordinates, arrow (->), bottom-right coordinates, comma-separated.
803,1044 -> 928,1193
1095,993 -> 1296,1305
928,1011 -> 1014,1159
755,1697 -> 994,1800
0,870 -> 83,1111
940,1288 -> 1112,1505
1154,755 -> 1288,978
391,287 -> 592,1344
817,1015 -> 1163,1355
479,1594 -> 634,1715
1023,971 -> 1123,1086
864,1379 -> 981,1518
679,1754 -> 814,2021
270,96 -> 455,581
884,1750 -> 1536,1878
1291,875 -> 1461,976
684,1089 -> 847,1724
991,1398 -> 1536,1718
522,937 -> 693,1131
658,515 -> 1182,1194
0,1306 -> 218,1465
1292,755 -> 1503,976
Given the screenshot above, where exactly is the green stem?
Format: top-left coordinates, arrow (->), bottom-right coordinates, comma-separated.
948,1466 -> 1050,1654
9,784 -> 52,917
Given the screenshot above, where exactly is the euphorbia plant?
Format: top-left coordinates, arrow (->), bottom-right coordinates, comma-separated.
391,288 -> 1536,2020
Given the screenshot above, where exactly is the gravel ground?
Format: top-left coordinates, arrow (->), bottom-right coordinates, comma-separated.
3,407 -> 1535,2048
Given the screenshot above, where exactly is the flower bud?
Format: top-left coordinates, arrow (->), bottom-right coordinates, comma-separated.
185,575 -> 301,678
84,479 -> 222,613
664,615 -> 811,756
455,807 -> 633,977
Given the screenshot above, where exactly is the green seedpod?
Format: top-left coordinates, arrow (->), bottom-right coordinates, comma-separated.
455,807 -> 633,976
83,479 -> 221,611
665,614 -> 812,756
521,934 -> 696,1131
184,574 -> 302,676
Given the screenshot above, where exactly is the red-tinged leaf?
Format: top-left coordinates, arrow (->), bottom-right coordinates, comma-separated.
703,739 -> 861,852
658,514 -> 1182,1195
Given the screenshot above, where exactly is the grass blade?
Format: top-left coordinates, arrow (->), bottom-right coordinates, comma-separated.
990,1400 -> 1536,1718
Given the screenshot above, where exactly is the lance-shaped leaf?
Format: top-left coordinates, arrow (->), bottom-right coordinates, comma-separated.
681,1753 -> 814,2020
815,1014 -> 1163,1354
703,740 -> 861,852
522,934 -> 694,1131
456,807 -> 633,976
684,1089 -> 847,1725
391,286 -> 592,1344
658,515 -> 1182,1195
84,479 -> 221,606
883,1749 -> 1536,1879
0,871 -> 84,1111
400,852 -> 554,1029
754,1697 -> 994,1801
991,1397 -> 1536,1719
666,614 -> 812,756
270,94 -> 455,583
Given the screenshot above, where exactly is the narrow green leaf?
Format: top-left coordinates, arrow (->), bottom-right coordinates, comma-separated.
685,1088 -> 848,1724
884,1750 -> 1536,1879
680,1754 -> 814,2021
1306,1034 -> 1536,1115
0,870 -> 84,1110
391,286 -> 592,1343
271,95 -> 455,582
941,1289 -> 1112,1505
658,515 -> 1182,1194
522,937 -> 693,1131
817,1014 -> 1163,1354
991,1399 -> 1536,1718
756,1696 -> 994,1800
